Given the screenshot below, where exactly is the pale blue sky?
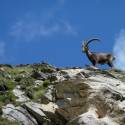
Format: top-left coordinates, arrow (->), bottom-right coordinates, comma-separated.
0,0 -> 125,67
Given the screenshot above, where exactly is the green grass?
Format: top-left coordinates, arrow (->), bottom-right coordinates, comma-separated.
0,117 -> 19,125
34,89 -> 46,101
31,63 -> 55,73
43,80 -> 50,87
94,70 -> 116,78
18,77 -> 35,89
0,92 -> 16,105
6,81 -> 16,90
0,91 -> 17,124
25,80 -> 49,101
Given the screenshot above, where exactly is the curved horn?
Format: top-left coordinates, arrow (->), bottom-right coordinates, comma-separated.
86,38 -> 100,46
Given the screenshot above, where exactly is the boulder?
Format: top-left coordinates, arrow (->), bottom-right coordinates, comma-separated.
22,102 -> 50,124
2,104 -> 38,125
43,85 -> 55,103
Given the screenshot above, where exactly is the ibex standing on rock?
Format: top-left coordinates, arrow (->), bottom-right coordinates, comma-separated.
82,38 -> 115,68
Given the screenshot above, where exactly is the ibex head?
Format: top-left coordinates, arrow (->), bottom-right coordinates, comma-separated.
82,41 -> 88,53
82,38 -> 100,53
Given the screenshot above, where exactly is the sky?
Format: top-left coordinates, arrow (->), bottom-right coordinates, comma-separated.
0,0 -> 125,68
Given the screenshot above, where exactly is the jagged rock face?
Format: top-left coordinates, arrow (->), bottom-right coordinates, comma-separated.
1,63 -> 125,125
54,71 -> 125,125
55,80 -> 91,121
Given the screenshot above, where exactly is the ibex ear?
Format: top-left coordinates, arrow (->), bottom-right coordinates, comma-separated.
83,41 -> 87,46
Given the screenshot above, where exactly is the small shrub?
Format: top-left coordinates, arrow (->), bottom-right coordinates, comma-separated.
0,91 -> 16,104
0,108 -> 2,115
19,77 -> 34,88
6,81 -> 16,90
31,70 -> 41,79
15,76 -> 22,82
48,75 -> 57,82
34,90 -> 44,101
0,102 -> 3,115
25,88 -> 34,99
41,67 -> 54,73
43,80 -> 50,88
7,92 -> 16,102
0,84 -> 8,92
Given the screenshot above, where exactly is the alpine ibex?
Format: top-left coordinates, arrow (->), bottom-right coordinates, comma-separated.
82,38 -> 115,68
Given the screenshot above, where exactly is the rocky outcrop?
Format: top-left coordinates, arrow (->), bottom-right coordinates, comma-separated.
1,63 -> 125,125
22,102 -> 50,124
13,85 -> 30,102
54,69 -> 125,125
2,104 -> 38,125
2,102 -> 58,125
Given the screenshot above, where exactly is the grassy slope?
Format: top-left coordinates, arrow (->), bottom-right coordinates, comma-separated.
0,63 -> 56,124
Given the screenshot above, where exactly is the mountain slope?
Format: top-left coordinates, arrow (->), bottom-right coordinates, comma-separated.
0,63 -> 125,125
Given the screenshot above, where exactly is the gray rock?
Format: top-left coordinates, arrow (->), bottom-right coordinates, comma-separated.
54,71 -> 125,125
34,80 -> 44,87
22,102 -> 50,124
43,85 -> 55,102
2,67 -> 125,125
2,104 -> 38,125
13,85 -> 30,102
